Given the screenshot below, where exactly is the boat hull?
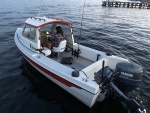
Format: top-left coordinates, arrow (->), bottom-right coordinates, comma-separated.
14,28 -> 99,107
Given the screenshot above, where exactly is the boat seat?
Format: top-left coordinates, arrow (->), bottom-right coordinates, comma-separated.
53,40 -> 67,59
42,47 -> 51,56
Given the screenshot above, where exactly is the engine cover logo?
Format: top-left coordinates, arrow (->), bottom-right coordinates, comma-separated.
121,72 -> 133,77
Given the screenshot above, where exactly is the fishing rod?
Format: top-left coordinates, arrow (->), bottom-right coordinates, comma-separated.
72,0 -> 86,58
77,0 -> 86,52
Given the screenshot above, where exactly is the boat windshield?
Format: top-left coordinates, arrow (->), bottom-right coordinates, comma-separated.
22,25 -> 36,42
40,23 -> 71,36
40,24 -> 53,37
40,23 -> 72,47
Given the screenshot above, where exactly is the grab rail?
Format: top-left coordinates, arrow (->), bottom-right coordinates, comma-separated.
30,17 -> 46,22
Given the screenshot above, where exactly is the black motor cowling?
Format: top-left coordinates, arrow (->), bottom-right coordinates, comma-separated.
114,62 -> 143,94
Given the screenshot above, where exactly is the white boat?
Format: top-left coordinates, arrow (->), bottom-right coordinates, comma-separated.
14,16 -> 146,112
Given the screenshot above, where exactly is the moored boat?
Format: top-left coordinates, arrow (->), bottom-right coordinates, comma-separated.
14,16 -> 146,112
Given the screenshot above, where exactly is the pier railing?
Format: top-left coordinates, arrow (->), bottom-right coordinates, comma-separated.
102,1 -> 150,9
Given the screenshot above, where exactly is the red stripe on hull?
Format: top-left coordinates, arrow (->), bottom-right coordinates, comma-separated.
21,52 -> 81,89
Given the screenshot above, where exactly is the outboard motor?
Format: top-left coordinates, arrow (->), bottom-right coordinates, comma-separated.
114,62 -> 143,94
94,61 -> 146,113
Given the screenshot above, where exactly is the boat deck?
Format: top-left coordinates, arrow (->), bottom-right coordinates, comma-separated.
50,50 -> 94,71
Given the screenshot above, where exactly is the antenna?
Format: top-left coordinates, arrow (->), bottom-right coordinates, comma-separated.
78,0 -> 86,48
38,0 -> 43,17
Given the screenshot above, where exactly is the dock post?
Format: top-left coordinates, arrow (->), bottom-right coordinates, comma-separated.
148,4 -> 150,9
123,2 -> 125,7
102,1 -> 106,6
139,3 -> 142,8
127,2 -> 129,8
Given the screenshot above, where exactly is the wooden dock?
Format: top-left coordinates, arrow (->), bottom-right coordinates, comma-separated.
102,1 -> 150,9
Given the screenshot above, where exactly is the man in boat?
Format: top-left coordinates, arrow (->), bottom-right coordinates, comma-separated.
49,26 -> 65,47
47,26 -> 65,57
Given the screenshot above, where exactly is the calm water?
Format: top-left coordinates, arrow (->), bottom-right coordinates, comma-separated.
0,0 -> 150,113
